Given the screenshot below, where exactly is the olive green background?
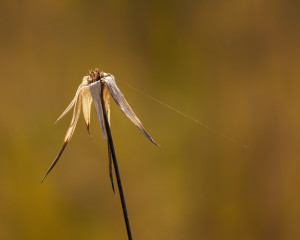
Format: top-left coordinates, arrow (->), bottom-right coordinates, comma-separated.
0,0 -> 299,239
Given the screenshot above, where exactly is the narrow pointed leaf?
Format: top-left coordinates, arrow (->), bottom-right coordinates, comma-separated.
103,84 -> 111,124
89,81 -> 106,139
81,87 -> 93,133
103,75 -> 159,146
41,141 -> 68,182
64,89 -> 83,142
108,141 -> 115,193
55,80 -> 88,124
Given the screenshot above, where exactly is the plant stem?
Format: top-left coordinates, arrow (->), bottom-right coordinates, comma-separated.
100,83 -> 133,240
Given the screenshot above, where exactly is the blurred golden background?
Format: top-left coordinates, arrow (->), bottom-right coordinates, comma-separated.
0,0 -> 299,239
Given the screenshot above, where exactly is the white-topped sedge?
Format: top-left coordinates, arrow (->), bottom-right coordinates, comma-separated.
42,69 -> 159,240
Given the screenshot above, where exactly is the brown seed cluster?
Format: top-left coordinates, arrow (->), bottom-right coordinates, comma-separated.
88,69 -> 105,83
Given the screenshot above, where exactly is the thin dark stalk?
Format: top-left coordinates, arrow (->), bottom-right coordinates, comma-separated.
100,83 -> 133,240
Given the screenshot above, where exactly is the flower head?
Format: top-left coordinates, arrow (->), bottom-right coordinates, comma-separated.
42,69 -> 158,182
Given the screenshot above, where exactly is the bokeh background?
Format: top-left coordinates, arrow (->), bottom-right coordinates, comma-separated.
0,0 -> 299,239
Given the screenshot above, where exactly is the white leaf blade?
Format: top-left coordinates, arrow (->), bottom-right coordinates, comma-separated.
103,75 -> 158,146
89,81 -> 106,139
